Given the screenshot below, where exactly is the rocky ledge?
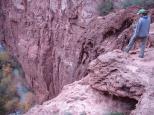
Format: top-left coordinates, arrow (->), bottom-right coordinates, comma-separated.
25,48 -> 154,115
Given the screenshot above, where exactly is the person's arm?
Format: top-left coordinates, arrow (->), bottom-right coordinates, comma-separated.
134,18 -> 142,37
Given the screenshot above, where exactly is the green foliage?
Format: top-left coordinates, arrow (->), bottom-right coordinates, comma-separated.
0,52 -> 21,114
4,98 -> 19,112
0,62 -> 19,114
19,92 -> 35,112
110,112 -> 124,115
105,112 -> 125,115
0,97 -> 7,114
0,50 -> 35,114
122,0 -> 154,8
0,52 -> 9,62
98,0 -> 113,16
98,0 -> 154,16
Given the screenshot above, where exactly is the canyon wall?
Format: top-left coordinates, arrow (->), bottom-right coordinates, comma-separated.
25,48 -> 154,115
0,0 -> 104,103
0,0 -> 152,103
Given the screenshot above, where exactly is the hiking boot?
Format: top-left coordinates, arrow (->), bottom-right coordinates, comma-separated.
123,47 -> 129,53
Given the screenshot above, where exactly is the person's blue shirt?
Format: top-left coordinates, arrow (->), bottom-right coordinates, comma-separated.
134,16 -> 151,37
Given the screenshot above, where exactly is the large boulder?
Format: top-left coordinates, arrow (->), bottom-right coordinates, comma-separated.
26,48 -> 154,115
25,80 -> 136,115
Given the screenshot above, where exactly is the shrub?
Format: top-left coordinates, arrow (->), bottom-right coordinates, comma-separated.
4,98 -> 19,112
0,52 -> 9,62
2,63 -> 12,78
110,112 -> 124,115
0,71 -> 18,114
0,98 -> 7,115
0,47 -> 35,114
105,112 -> 125,115
19,92 -> 35,112
98,0 -> 154,16
98,0 -> 113,16
122,0 -> 154,8
0,51 -> 20,114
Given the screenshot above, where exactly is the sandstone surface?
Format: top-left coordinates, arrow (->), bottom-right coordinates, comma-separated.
0,0 -> 141,103
25,48 -> 154,115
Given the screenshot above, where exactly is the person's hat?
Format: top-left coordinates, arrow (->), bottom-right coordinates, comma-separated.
137,9 -> 147,14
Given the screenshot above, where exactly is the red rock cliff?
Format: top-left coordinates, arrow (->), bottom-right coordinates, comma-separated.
0,0 -> 104,103
0,0 -> 153,103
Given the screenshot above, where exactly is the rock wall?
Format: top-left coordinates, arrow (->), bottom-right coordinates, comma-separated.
0,0 -> 152,103
25,48 -> 154,115
0,0 -> 104,103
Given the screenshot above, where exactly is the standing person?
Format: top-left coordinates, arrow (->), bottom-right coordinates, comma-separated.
124,9 -> 151,58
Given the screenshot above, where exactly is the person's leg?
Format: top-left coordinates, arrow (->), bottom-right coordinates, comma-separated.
125,34 -> 137,53
139,37 -> 147,58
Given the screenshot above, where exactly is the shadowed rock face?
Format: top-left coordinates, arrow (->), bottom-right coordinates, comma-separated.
0,0 -> 102,103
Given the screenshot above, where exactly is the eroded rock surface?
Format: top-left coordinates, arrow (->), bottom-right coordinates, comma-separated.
0,0 -> 142,103
0,0 -> 154,104
26,48 -> 154,115
0,0 -> 103,103
25,81 -> 136,115
88,49 -> 154,115
0,0 -> 154,114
